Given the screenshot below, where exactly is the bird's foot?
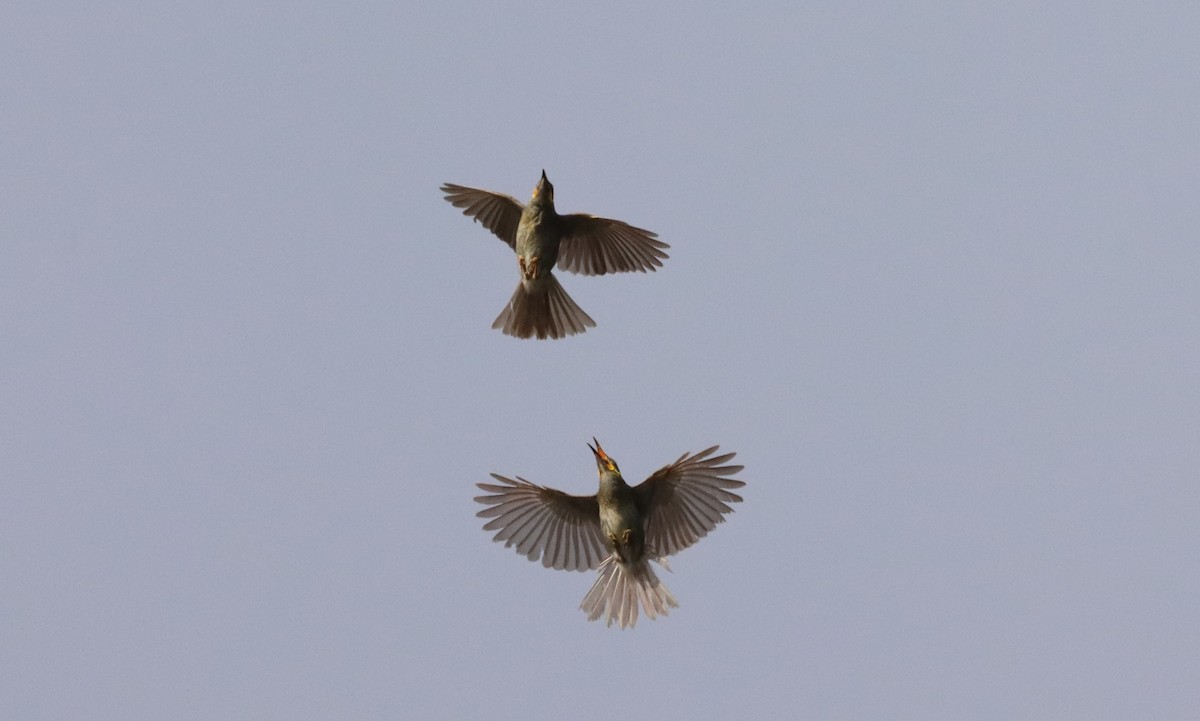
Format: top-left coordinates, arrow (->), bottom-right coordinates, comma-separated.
607,532 -> 626,562
523,255 -> 539,280
621,529 -> 633,545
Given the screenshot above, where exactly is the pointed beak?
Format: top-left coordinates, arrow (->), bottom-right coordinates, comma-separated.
588,437 -> 610,470
541,169 -> 548,182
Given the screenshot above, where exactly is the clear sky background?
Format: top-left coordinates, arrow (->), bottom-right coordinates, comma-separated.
3,3 -> 1198,720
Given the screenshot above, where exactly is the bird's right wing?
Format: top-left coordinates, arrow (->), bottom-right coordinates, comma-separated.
555,214 -> 670,275
633,446 -> 745,559
475,475 -> 609,572
440,184 -> 523,248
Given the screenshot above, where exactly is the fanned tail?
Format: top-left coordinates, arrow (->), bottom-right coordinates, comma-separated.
580,555 -> 677,629
492,273 -> 596,340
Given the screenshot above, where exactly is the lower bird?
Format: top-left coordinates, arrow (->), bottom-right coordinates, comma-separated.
474,440 -> 745,628
441,171 -> 669,339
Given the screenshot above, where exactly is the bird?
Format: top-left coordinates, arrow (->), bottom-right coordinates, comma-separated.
441,171 -> 669,339
474,439 -> 745,628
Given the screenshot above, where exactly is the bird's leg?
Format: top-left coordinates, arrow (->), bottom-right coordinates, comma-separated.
518,256 -> 527,277
606,529 -> 636,563
608,531 -> 632,562
524,255 -> 540,280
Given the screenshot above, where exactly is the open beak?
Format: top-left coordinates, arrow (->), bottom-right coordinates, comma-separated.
588,437 -> 610,470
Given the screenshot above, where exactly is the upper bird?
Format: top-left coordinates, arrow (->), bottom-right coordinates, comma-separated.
475,440 -> 745,628
441,171 -> 669,339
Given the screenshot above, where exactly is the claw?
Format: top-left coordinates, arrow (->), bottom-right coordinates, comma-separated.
608,531 -> 630,562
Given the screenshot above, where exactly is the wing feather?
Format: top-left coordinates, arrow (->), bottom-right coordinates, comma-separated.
556,214 -> 670,275
441,183 -> 523,248
633,446 -> 745,558
475,474 -> 607,572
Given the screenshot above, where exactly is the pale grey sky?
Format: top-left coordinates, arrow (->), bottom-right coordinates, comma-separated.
3,3 -> 1198,719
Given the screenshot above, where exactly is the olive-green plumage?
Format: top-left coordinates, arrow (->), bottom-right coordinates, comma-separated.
441,171 -> 669,339
475,440 -> 745,628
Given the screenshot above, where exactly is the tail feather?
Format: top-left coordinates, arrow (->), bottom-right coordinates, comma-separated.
492,273 -> 596,340
580,555 -> 678,629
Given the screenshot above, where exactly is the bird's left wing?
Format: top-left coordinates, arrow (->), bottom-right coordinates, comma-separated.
475,475 -> 608,571
556,214 -> 669,275
440,184 -> 523,248
633,446 -> 745,559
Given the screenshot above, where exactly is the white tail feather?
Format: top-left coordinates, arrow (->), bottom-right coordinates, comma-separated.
580,555 -> 678,629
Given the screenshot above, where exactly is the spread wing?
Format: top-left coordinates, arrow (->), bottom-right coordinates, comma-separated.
633,446 -> 745,559
441,184 -> 523,248
475,474 -> 608,572
556,214 -> 669,275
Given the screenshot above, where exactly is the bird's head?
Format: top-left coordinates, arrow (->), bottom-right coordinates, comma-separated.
588,437 -> 621,477
530,170 -> 555,206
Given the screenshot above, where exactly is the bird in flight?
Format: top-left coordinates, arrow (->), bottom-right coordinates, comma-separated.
475,440 -> 745,628
441,171 -> 669,339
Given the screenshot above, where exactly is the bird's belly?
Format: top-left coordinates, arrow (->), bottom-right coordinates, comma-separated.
599,502 -> 635,537
515,226 -> 559,274
599,498 -> 645,564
